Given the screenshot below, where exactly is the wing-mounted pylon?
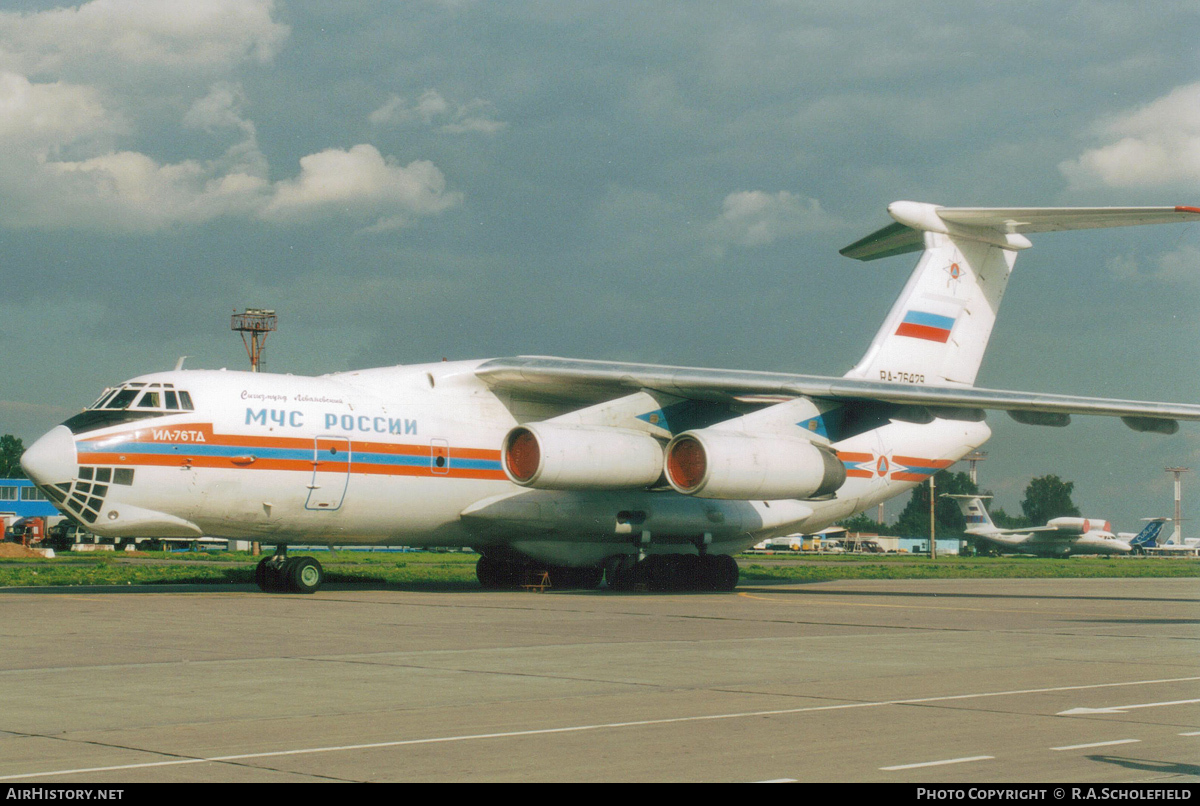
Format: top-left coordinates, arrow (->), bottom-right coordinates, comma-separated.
501,391 -> 679,491
663,397 -> 847,500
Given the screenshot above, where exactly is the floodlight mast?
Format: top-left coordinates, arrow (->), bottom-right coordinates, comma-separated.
231,308 -> 277,373
964,451 -> 988,486
1166,467 -> 1189,544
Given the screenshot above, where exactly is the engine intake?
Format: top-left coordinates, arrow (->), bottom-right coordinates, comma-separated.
502,423 -> 665,490
664,429 -> 846,500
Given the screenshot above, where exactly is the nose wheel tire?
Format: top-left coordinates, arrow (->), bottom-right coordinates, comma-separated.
256,555 -> 324,594
288,557 -> 324,593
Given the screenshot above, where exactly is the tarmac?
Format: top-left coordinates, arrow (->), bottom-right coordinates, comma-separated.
0,577 -> 1196,783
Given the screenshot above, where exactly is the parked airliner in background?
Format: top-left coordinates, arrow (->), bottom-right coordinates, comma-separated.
1120,518 -> 1170,554
1122,517 -> 1200,554
946,494 -> 1131,556
22,202 -> 1200,592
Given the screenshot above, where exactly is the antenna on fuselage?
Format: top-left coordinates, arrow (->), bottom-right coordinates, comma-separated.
231,308 -> 277,372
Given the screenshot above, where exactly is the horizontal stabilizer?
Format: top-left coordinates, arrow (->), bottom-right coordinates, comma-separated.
839,221 -> 924,261
842,202 -> 1200,261
935,205 -> 1200,233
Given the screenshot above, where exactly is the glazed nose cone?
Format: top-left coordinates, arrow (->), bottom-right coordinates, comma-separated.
21,425 -> 77,487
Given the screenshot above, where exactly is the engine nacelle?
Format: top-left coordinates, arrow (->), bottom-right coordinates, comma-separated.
1047,517 -> 1110,534
502,423 -> 665,490
664,429 -> 846,500
1046,515 -> 1108,534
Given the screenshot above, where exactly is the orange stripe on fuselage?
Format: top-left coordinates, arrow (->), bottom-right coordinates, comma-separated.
78,423 -> 507,481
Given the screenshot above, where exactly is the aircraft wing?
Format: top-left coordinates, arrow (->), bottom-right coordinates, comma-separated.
982,526 -> 1067,537
475,356 -> 1200,432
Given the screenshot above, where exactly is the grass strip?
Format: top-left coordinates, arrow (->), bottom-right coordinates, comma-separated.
0,550 -> 1194,589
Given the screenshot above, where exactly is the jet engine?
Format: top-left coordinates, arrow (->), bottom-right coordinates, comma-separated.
1047,517 -> 1109,534
664,429 -> 846,500
502,423 -> 665,490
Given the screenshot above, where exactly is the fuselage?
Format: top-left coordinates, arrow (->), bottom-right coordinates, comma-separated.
966,527 -> 1131,557
22,360 -> 990,567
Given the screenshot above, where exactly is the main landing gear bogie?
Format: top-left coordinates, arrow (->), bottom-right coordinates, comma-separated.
256,551 -> 324,594
605,553 -> 739,592
475,555 -> 604,591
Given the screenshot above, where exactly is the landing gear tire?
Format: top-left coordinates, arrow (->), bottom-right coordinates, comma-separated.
256,553 -> 324,593
476,555 -> 523,589
702,554 -> 739,592
604,553 -> 739,592
287,556 -> 324,594
604,555 -> 641,591
546,564 -> 604,590
255,556 -> 273,590
256,555 -> 287,592
477,557 -> 604,590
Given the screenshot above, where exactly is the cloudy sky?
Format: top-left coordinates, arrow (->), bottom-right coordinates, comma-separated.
2,0 -> 1198,529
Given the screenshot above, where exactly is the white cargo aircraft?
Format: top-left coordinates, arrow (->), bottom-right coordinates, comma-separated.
21,202 -> 1200,592
945,494 -> 1131,557
1122,517 -> 1200,554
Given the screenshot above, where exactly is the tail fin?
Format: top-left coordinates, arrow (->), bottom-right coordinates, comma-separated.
944,493 -> 996,531
1129,518 -> 1169,548
841,202 -> 1200,388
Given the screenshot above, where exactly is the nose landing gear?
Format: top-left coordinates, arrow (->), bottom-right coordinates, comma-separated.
255,546 -> 324,593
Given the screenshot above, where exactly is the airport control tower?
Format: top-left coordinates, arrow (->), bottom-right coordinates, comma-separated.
232,308 -> 277,373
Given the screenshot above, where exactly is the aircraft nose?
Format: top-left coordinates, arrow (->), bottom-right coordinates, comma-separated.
21,425 -> 78,487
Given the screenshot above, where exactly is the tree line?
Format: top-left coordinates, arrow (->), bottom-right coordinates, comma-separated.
838,470 -> 1082,539
0,434 -> 24,479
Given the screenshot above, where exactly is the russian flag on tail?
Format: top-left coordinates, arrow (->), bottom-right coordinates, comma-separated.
895,310 -> 955,343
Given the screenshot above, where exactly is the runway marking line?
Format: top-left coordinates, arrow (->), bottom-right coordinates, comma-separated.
880,755 -> 994,771
1051,739 -> 1140,751
1059,698 -> 1200,716
2,674 -> 1198,781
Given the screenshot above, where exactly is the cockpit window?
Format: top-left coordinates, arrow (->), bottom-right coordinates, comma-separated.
63,381 -> 196,434
104,389 -> 139,409
94,383 -> 193,413
90,388 -> 118,409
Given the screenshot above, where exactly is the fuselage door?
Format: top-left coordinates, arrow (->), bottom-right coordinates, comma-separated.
306,436 -> 351,511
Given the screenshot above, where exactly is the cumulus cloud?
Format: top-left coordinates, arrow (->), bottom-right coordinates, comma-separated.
1108,244 -> 1200,288
370,89 -> 506,135
0,2 -> 461,233
710,190 -> 838,248
0,0 -> 289,77
261,144 -> 463,229
0,72 -> 268,231
1060,82 -> 1200,190
0,71 -> 121,147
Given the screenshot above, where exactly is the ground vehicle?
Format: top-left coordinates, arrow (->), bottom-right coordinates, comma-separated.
7,516 -> 47,546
